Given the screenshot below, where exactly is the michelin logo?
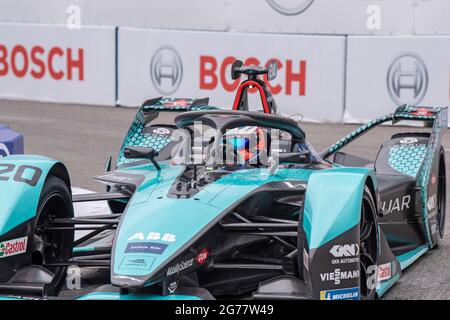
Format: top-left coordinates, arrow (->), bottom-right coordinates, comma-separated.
320,287 -> 360,300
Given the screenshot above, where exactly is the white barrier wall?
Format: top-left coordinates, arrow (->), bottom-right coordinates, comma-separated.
0,23 -> 116,105
1,0 -> 449,35
345,36 -> 450,123
118,28 -> 346,122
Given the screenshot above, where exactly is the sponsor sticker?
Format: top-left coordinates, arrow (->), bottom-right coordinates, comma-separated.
125,242 -> 168,255
399,137 -> 418,144
378,262 -> 392,281
152,127 -> 171,135
0,236 -> 27,258
196,248 -> 209,265
166,258 -> 195,277
128,232 -> 176,242
320,287 -> 360,300
320,269 -> 359,285
119,255 -> 155,271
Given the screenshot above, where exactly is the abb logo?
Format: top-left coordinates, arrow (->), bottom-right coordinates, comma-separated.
199,56 -> 306,96
0,44 -> 84,81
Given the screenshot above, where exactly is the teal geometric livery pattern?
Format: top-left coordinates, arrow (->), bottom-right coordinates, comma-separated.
117,98 -> 220,167
388,145 -> 427,177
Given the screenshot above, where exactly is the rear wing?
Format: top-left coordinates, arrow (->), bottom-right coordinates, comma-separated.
321,105 -> 448,159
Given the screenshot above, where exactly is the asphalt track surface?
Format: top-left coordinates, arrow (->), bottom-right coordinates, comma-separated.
1,99 -> 449,300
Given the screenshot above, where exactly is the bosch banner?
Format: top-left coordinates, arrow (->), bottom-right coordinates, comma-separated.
118,28 -> 346,122
345,36 -> 450,124
0,23 -> 116,105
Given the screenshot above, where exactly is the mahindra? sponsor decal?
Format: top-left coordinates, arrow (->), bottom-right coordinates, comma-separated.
320,269 -> 359,285
0,236 -> 27,258
166,258 -> 195,277
320,287 -> 359,300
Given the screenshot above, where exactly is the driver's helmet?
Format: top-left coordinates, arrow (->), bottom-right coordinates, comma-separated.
225,126 -> 267,163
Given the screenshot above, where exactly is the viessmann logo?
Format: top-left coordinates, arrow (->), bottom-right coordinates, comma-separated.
150,46 -> 183,95
0,236 -> 27,258
267,0 -> 314,15
387,53 -> 428,106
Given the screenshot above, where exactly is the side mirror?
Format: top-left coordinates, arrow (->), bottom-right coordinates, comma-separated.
278,150 -> 311,164
124,146 -> 161,170
231,60 -> 244,80
266,60 -> 278,81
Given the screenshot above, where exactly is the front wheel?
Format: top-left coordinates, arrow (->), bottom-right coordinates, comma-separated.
33,175 -> 74,295
359,186 -> 378,300
431,147 -> 446,248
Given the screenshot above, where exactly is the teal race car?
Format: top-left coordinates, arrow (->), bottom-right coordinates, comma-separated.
0,61 -> 446,300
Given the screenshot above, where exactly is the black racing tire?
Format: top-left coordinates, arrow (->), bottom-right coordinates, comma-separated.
359,186 -> 378,300
33,175 -> 74,295
432,147 -> 446,248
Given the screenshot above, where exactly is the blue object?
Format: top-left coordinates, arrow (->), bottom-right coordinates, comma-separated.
0,125 -> 23,157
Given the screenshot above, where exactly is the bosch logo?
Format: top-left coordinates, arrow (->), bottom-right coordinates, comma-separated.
0,143 -> 9,157
0,44 -> 84,81
150,47 -> 183,95
387,53 -> 428,106
267,0 -> 314,15
200,56 -> 306,96
400,137 -> 418,144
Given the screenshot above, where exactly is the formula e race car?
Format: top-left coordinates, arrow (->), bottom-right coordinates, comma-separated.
0,61 -> 446,300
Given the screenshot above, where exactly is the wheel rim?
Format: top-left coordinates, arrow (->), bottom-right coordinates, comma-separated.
359,193 -> 378,299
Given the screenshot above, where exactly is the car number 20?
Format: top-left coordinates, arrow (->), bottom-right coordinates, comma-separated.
0,164 -> 42,187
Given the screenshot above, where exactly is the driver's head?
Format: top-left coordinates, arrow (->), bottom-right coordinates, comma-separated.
226,126 -> 267,164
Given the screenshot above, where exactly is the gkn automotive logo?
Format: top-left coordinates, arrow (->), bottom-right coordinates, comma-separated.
387,53 -> 428,106
267,0 -> 314,15
150,46 -> 183,95
330,244 -> 359,258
